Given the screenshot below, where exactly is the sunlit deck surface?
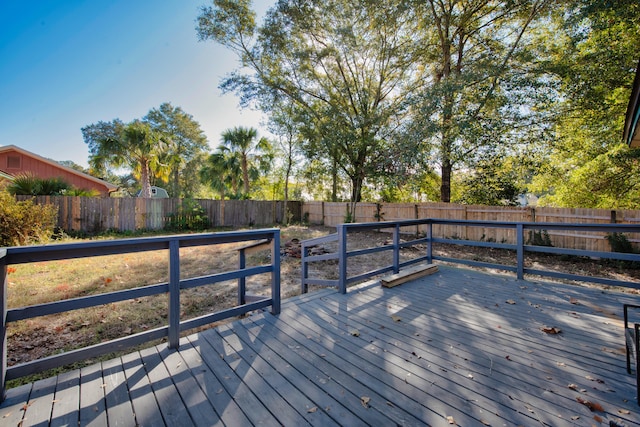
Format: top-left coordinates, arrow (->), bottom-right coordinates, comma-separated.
2,265 -> 640,426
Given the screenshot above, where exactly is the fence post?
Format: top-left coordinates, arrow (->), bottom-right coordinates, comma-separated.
270,230 -> 281,314
516,223 -> 524,280
338,224 -> 348,294
168,239 -> 181,349
0,249 -> 7,403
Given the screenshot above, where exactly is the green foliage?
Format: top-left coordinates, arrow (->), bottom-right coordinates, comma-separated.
606,232 -> 636,254
533,145 -> 640,208
527,230 -> 553,247
8,174 -> 70,196
164,199 -> 209,231
455,158 -> 523,206
143,102 -> 208,198
0,190 -> 58,246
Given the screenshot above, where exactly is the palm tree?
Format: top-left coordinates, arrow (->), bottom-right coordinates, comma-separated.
219,127 -> 272,197
199,150 -> 242,199
85,120 -> 170,198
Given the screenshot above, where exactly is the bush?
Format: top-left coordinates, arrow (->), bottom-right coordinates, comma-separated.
0,191 -> 58,246
7,173 -> 70,196
165,199 -> 209,231
606,232 -> 636,254
527,229 -> 553,247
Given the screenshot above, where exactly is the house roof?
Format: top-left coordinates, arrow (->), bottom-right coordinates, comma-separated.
624,59 -> 640,148
0,145 -> 118,191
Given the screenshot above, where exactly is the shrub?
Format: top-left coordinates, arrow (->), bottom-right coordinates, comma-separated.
8,173 -> 70,196
0,191 -> 58,246
527,229 -> 553,247
165,199 -> 209,231
606,232 -> 636,254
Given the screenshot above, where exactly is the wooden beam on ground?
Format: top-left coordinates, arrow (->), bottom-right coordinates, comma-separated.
380,263 -> 438,288
237,239 -> 272,256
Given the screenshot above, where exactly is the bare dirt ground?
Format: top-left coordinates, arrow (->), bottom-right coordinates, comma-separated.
6,225 -> 640,383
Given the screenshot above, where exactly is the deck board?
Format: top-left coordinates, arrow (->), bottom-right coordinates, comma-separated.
2,265 -> 640,426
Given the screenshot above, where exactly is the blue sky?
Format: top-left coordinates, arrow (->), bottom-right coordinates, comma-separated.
0,0 -> 272,167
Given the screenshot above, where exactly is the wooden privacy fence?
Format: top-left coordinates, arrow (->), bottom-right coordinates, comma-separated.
302,201 -> 640,253
15,196 -> 302,233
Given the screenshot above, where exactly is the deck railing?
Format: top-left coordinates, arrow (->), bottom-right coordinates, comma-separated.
301,219 -> 640,294
0,229 -> 281,402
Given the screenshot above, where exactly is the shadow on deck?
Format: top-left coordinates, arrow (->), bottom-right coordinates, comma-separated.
1,265 -> 639,426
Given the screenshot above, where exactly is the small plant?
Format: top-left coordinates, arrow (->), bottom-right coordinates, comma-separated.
528,229 -> 553,247
165,199 -> 209,231
606,232 -> 636,254
8,173 -> 70,196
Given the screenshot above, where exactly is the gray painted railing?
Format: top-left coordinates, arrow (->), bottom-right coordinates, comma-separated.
0,229 -> 281,402
301,219 -> 640,294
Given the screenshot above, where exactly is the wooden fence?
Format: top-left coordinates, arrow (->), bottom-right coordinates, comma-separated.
12,196 -> 640,252
16,196 -> 302,233
301,201 -> 640,253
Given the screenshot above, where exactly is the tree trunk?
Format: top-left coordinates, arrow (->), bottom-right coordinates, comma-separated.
241,154 -> 250,196
440,159 -> 452,203
331,155 -> 338,202
140,160 -> 152,198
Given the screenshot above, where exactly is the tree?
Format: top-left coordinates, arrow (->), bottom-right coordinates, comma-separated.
267,99 -> 306,222
528,0 -> 640,207
404,0 -> 552,202
143,103 -> 208,197
219,126 -> 272,197
82,119 -> 170,198
199,150 -> 242,199
197,0 -> 424,203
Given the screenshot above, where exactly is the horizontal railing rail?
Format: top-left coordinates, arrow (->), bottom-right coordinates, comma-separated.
0,229 -> 281,402
300,219 -> 640,294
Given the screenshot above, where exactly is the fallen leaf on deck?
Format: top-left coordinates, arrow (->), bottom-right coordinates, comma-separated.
576,396 -> 604,412
391,315 -> 402,322
541,326 -> 562,334
446,415 -> 456,424
593,414 -> 603,423
350,330 -> 360,337
585,375 -> 604,384
568,384 -> 578,390
569,297 -> 579,304
618,409 -> 631,415
571,415 -> 580,420
480,420 -> 491,426
360,396 -> 370,408
505,355 -> 511,361
506,299 -> 516,305
307,407 -> 318,413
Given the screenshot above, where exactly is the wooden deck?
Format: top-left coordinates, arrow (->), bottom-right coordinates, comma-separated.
2,265 -> 640,426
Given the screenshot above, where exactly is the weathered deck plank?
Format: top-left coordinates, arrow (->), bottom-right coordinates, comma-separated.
1,265 -> 639,426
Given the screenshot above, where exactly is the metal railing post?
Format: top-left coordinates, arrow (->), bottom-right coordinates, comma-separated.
301,241 -> 309,294
168,239 -> 181,349
238,248 -> 247,305
271,230 -> 281,314
0,249 -> 7,403
393,224 -> 400,274
516,223 -> 524,280
338,224 -> 348,294
427,222 -> 433,263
